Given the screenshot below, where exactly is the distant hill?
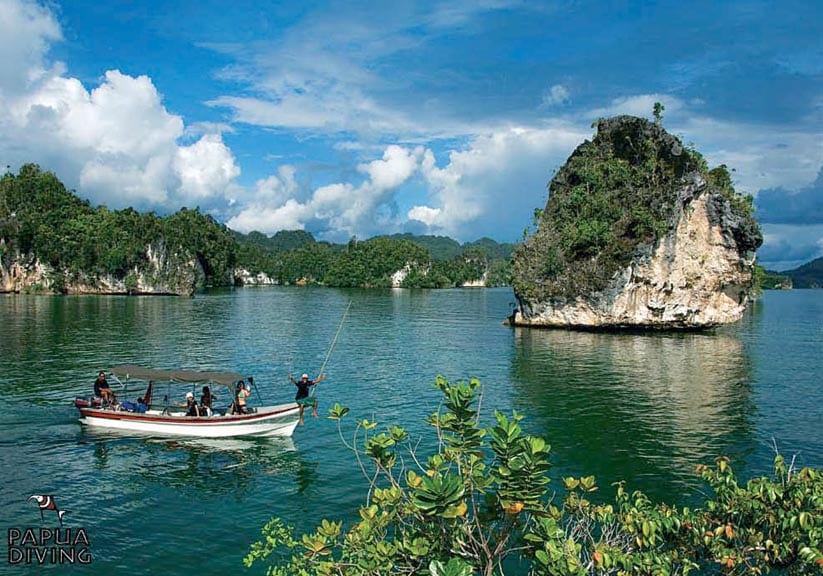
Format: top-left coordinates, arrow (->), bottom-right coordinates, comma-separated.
782,257 -> 823,288
233,229 -> 316,252
376,233 -> 462,260
235,230 -> 514,261
232,230 -> 515,287
376,233 -> 515,261
463,237 -> 516,260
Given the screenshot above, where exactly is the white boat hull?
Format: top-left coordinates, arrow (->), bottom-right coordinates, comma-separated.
78,403 -> 301,438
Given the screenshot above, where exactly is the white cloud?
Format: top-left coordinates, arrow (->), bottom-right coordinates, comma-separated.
227,198 -> 314,234
80,155 -> 173,206
407,205 -> 441,225
0,0 -> 61,97
175,133 -> 241,201
409,122 -> 588,239
541,84 -> 570,107
0,0 -> 241,211
227,145 -> 424,237
358,145 -> 420,191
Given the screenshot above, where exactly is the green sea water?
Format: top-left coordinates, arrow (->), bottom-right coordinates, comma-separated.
0,288 -> 821,574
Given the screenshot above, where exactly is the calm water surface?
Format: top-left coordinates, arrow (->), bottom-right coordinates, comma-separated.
0,288 -> 821,574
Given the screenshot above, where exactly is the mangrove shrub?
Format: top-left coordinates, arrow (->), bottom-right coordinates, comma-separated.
245,377 -> 823,575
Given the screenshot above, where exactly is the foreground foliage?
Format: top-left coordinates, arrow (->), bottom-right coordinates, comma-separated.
245,377 -> 823,575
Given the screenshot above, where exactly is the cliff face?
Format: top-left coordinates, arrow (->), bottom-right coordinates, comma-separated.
0,241 -> 204,296
511,116 -> 762,330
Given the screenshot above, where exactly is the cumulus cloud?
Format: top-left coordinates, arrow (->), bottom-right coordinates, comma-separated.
408,122 -> 588,239
0,0 -> 240,211
175,134 -> 241,202
0,0 -> 61,97
227,145 -> 424,238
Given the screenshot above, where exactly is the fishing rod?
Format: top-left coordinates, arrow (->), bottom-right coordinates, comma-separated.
305,300 -> 352,399
248,375 -> 262,405
318,299 -> 352,378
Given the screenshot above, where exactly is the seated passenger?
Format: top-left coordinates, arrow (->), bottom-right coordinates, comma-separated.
177,391 -> 200,417
94,371 -> 116,406
200,386 -> 215,416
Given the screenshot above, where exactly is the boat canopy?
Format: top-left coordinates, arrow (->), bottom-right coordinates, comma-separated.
110,364 -> 245,387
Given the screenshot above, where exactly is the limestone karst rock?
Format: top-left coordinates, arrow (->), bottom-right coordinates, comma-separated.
511,115 -> 762,329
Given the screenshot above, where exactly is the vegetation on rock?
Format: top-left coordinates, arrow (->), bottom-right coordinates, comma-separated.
245,377 -> 823,575
512,114 -> 762,302
1,164 -> 235,293
1,164 -> 512,293
754,265 -> 793,290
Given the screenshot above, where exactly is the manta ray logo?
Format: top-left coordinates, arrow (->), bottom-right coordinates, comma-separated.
7,494 -> 91,565
27,495 -> 69,527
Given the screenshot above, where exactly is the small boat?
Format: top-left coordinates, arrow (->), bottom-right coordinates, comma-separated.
74,364 -> 300,438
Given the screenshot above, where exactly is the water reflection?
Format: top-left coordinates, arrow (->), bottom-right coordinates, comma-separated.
80,430 -> 310,495
511,328 -> 755,503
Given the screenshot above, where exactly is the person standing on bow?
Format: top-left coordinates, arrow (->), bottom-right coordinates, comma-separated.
289,373 -> 325,425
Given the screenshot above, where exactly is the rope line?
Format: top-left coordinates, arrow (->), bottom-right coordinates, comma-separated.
318,299 -> 352,377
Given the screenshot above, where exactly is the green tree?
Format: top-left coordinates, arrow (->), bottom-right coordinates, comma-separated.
246,378 -> 823,576
653,102 -> 665,126
326,237 -> 430,287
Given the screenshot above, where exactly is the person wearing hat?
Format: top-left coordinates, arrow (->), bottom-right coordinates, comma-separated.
177,391 -> 200,417
288,373 -> 325,425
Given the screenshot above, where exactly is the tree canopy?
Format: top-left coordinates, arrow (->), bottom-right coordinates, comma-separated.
1,164 -> 513,292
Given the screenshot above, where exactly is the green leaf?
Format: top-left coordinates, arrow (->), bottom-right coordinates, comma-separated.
327,402 -> 349,420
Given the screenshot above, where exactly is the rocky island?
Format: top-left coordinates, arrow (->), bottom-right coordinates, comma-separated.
0,164 -> 511,294
511,115 -> 762,330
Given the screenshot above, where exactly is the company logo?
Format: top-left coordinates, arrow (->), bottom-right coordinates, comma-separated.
27,495 -> 69,527
7,494 -> 91,566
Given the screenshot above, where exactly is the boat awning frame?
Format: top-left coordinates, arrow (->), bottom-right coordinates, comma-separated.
109,364 -> 245,387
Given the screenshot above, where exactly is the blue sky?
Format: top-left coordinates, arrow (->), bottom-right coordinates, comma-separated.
1,0 -> 821,270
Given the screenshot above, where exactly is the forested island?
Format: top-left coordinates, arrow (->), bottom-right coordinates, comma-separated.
510,114 -> 764,329
1,155 -> 820,298
0,164 -> 513,295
